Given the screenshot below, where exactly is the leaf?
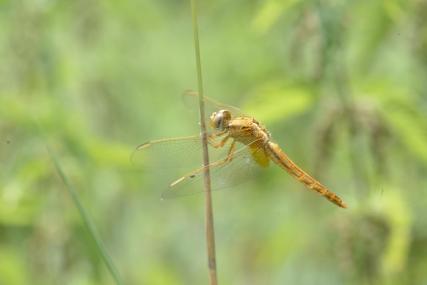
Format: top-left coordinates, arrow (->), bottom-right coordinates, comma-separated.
359,80 -> 427,165
243,83 -> 314,124
383,109 -> 427,164
252,0 -> 301,34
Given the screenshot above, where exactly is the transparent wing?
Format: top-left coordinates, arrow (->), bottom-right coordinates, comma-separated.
160,138 -> 268,199
182,90 -> 245,125
131,134 -> 232,172
131,135 -> 226,197
131,135 -> 268,198
131,135 -> 203,171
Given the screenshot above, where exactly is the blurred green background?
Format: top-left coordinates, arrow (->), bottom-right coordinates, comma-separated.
1,0 -> 427,284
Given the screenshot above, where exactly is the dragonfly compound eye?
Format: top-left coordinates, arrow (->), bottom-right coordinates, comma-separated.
214,113 -> 224,130
209,112 -> 218,129
210,110 -> 231,130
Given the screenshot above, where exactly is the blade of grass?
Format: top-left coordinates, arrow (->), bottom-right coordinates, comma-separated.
189,0 -> 218,284
40,130 -> 124,285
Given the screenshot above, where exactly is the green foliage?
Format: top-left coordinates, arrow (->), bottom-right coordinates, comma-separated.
244,82 -> 314,124
45,137 -> 123,285
0,0 -> 426,284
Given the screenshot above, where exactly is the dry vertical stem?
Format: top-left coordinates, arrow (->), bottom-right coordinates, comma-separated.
189,0 -> 218,284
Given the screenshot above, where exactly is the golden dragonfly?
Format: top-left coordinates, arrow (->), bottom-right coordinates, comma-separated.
132,92 -> 347,208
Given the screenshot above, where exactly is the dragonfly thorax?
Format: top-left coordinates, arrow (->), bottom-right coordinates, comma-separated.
210,109 -> 232,131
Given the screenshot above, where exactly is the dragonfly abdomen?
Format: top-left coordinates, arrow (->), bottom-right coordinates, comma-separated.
266,141 -> 347,208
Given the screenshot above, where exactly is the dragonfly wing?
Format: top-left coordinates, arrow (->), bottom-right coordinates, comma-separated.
182,90 -> 245,121
131,134 -> 229,169
131,135 -> 202,171
161,138 -> 267,199
132,134 -> 249,195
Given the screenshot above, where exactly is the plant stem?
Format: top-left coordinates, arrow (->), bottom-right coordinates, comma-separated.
190,0 -> 218,284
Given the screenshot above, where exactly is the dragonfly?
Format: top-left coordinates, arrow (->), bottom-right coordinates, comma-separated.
132,92 -> 347,208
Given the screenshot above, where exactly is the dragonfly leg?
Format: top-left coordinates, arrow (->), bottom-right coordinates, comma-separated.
210,130 -> 227,137
209,135 -> 230,149
211,140 -> 236,166
170,140 -> 237,188
224,140 -> 236,162
208,130 -> 227,141
208,134 -> 220,146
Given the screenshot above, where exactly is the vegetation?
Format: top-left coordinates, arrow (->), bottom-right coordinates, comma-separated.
0,0 -> 426,284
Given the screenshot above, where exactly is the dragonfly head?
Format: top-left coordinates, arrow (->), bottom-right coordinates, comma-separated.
210,110 -> 232,131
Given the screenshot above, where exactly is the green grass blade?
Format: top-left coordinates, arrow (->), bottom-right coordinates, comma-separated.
43,139 -> 124,285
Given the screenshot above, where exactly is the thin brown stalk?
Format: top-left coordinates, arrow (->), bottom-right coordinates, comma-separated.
189,0 -> 218,284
